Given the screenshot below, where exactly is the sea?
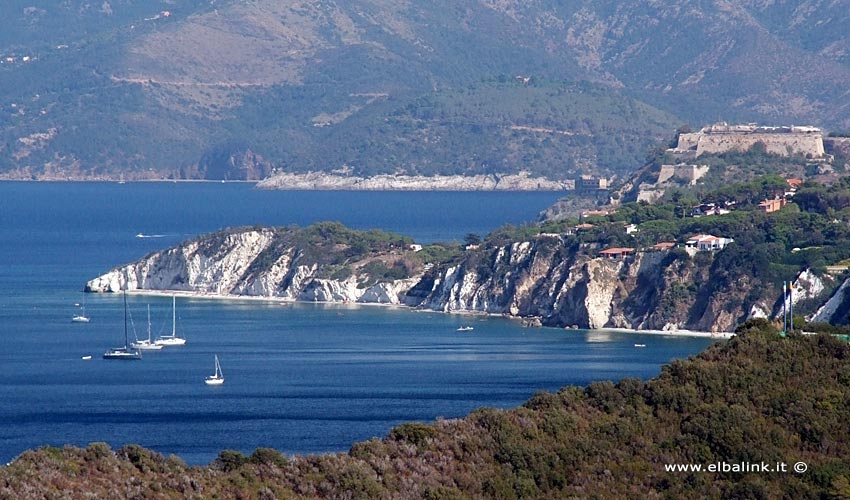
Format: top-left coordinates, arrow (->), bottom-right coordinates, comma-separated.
0,182 -> 717,465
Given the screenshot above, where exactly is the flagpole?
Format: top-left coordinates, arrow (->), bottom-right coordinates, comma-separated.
783,280 -> 787,334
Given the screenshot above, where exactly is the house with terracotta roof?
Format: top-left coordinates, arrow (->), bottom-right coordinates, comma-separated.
685,234 -> 734,252
649,242 -> 677,251
599,247 -> 635,259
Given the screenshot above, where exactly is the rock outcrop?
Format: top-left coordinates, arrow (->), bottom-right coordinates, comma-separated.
85,226 -> 818,333
86,228 -> 418,305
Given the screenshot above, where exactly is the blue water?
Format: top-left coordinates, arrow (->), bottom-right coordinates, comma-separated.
0,182 -> 716,465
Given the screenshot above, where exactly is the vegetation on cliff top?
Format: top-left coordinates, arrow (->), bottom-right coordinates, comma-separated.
188,222 -> 460,285
491,171 -> 850,325
4,322 -> 850,498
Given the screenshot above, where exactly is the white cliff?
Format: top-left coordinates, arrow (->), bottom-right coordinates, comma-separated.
87,225 -> 828,332
87,229 -> 277,293
256,171 -> 571,191
87,227 -> 424,306
811,276 -> 850,323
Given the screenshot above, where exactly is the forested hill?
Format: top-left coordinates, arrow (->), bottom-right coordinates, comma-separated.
3,322 -> 850,498
2,1 -> 850,180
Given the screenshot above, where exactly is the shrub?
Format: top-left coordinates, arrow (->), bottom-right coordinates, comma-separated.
249,448 -> 288,468
390,422 -> 438,446
213,450 -> 248,472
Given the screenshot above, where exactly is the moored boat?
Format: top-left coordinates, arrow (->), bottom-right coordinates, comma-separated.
103,291 -> 142,360
205,355 -> 224,385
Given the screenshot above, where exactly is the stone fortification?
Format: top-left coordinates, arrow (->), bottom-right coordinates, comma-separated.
657,164 -> 710,185
825,137 -> 850,158
670,122 -> 825,158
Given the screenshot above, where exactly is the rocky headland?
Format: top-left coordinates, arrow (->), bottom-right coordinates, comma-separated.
85,223 -> 845,333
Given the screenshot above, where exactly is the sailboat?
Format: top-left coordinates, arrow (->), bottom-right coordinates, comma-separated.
103,291 -> 142,360
155,295 -> 186,346
205,355 -> 224,385
131,305 -> 164,350
71,297 -> 90,323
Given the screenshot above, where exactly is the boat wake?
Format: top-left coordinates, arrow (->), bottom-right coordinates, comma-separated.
135,233 -> 167,239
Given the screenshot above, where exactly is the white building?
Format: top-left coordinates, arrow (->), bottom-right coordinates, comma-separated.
685,234 -> 734,253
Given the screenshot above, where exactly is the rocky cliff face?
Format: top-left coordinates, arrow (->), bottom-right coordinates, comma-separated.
411,239 -> 746,332
87,227 -> 809,332
86,228 -> 419,305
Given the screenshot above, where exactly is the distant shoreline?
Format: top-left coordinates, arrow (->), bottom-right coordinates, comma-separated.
116,289 -> 731,338
0,178 -> 256,184
0,177 -> 580,192
0,177 -> 578,192
255,171 -> 574,191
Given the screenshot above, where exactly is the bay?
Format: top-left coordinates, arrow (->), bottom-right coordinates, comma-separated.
0,182 -> 715,465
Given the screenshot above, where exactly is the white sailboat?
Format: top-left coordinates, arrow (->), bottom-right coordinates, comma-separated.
155,295 -> 186,346
131,305 -> 164,350
205,355 -> 224,385
103,291 -> 142,360
71,297 -> 90,323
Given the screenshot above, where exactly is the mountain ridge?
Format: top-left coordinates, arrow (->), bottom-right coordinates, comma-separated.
3,1 -> 850,180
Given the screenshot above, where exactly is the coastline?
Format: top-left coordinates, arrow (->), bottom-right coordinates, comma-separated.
0,178 -> 257,184
0,177 -> 576,192
599,327 -> 735,339
255,171 -> 574,191
119,289 -> 731,338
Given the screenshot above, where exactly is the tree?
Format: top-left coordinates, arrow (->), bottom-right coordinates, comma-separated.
464,233 -> 482,246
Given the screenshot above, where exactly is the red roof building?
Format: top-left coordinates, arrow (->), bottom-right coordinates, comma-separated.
786,178 -> 803,190
599,247 -> 636,259
650,242 -> 676,251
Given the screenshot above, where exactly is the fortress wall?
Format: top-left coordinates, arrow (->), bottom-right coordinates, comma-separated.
676,133 -> 701,150
825,137 -> 850,157
695,133 -> 824,157
657,164 -> 677,183
659,164 -> 710,185
673,164 -> 709,185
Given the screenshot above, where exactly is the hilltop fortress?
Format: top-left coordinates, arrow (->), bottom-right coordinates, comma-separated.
669,122 -> 826,159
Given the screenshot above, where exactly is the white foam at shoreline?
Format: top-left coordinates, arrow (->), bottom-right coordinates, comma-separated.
117,289 -> 734,338
598,327 -> 734,339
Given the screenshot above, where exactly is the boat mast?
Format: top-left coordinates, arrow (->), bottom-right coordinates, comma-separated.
123,290 -> 128,348
172,295 -> 176,337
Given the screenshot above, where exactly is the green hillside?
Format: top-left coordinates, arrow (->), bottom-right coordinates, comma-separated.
3,0 -> 850,180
